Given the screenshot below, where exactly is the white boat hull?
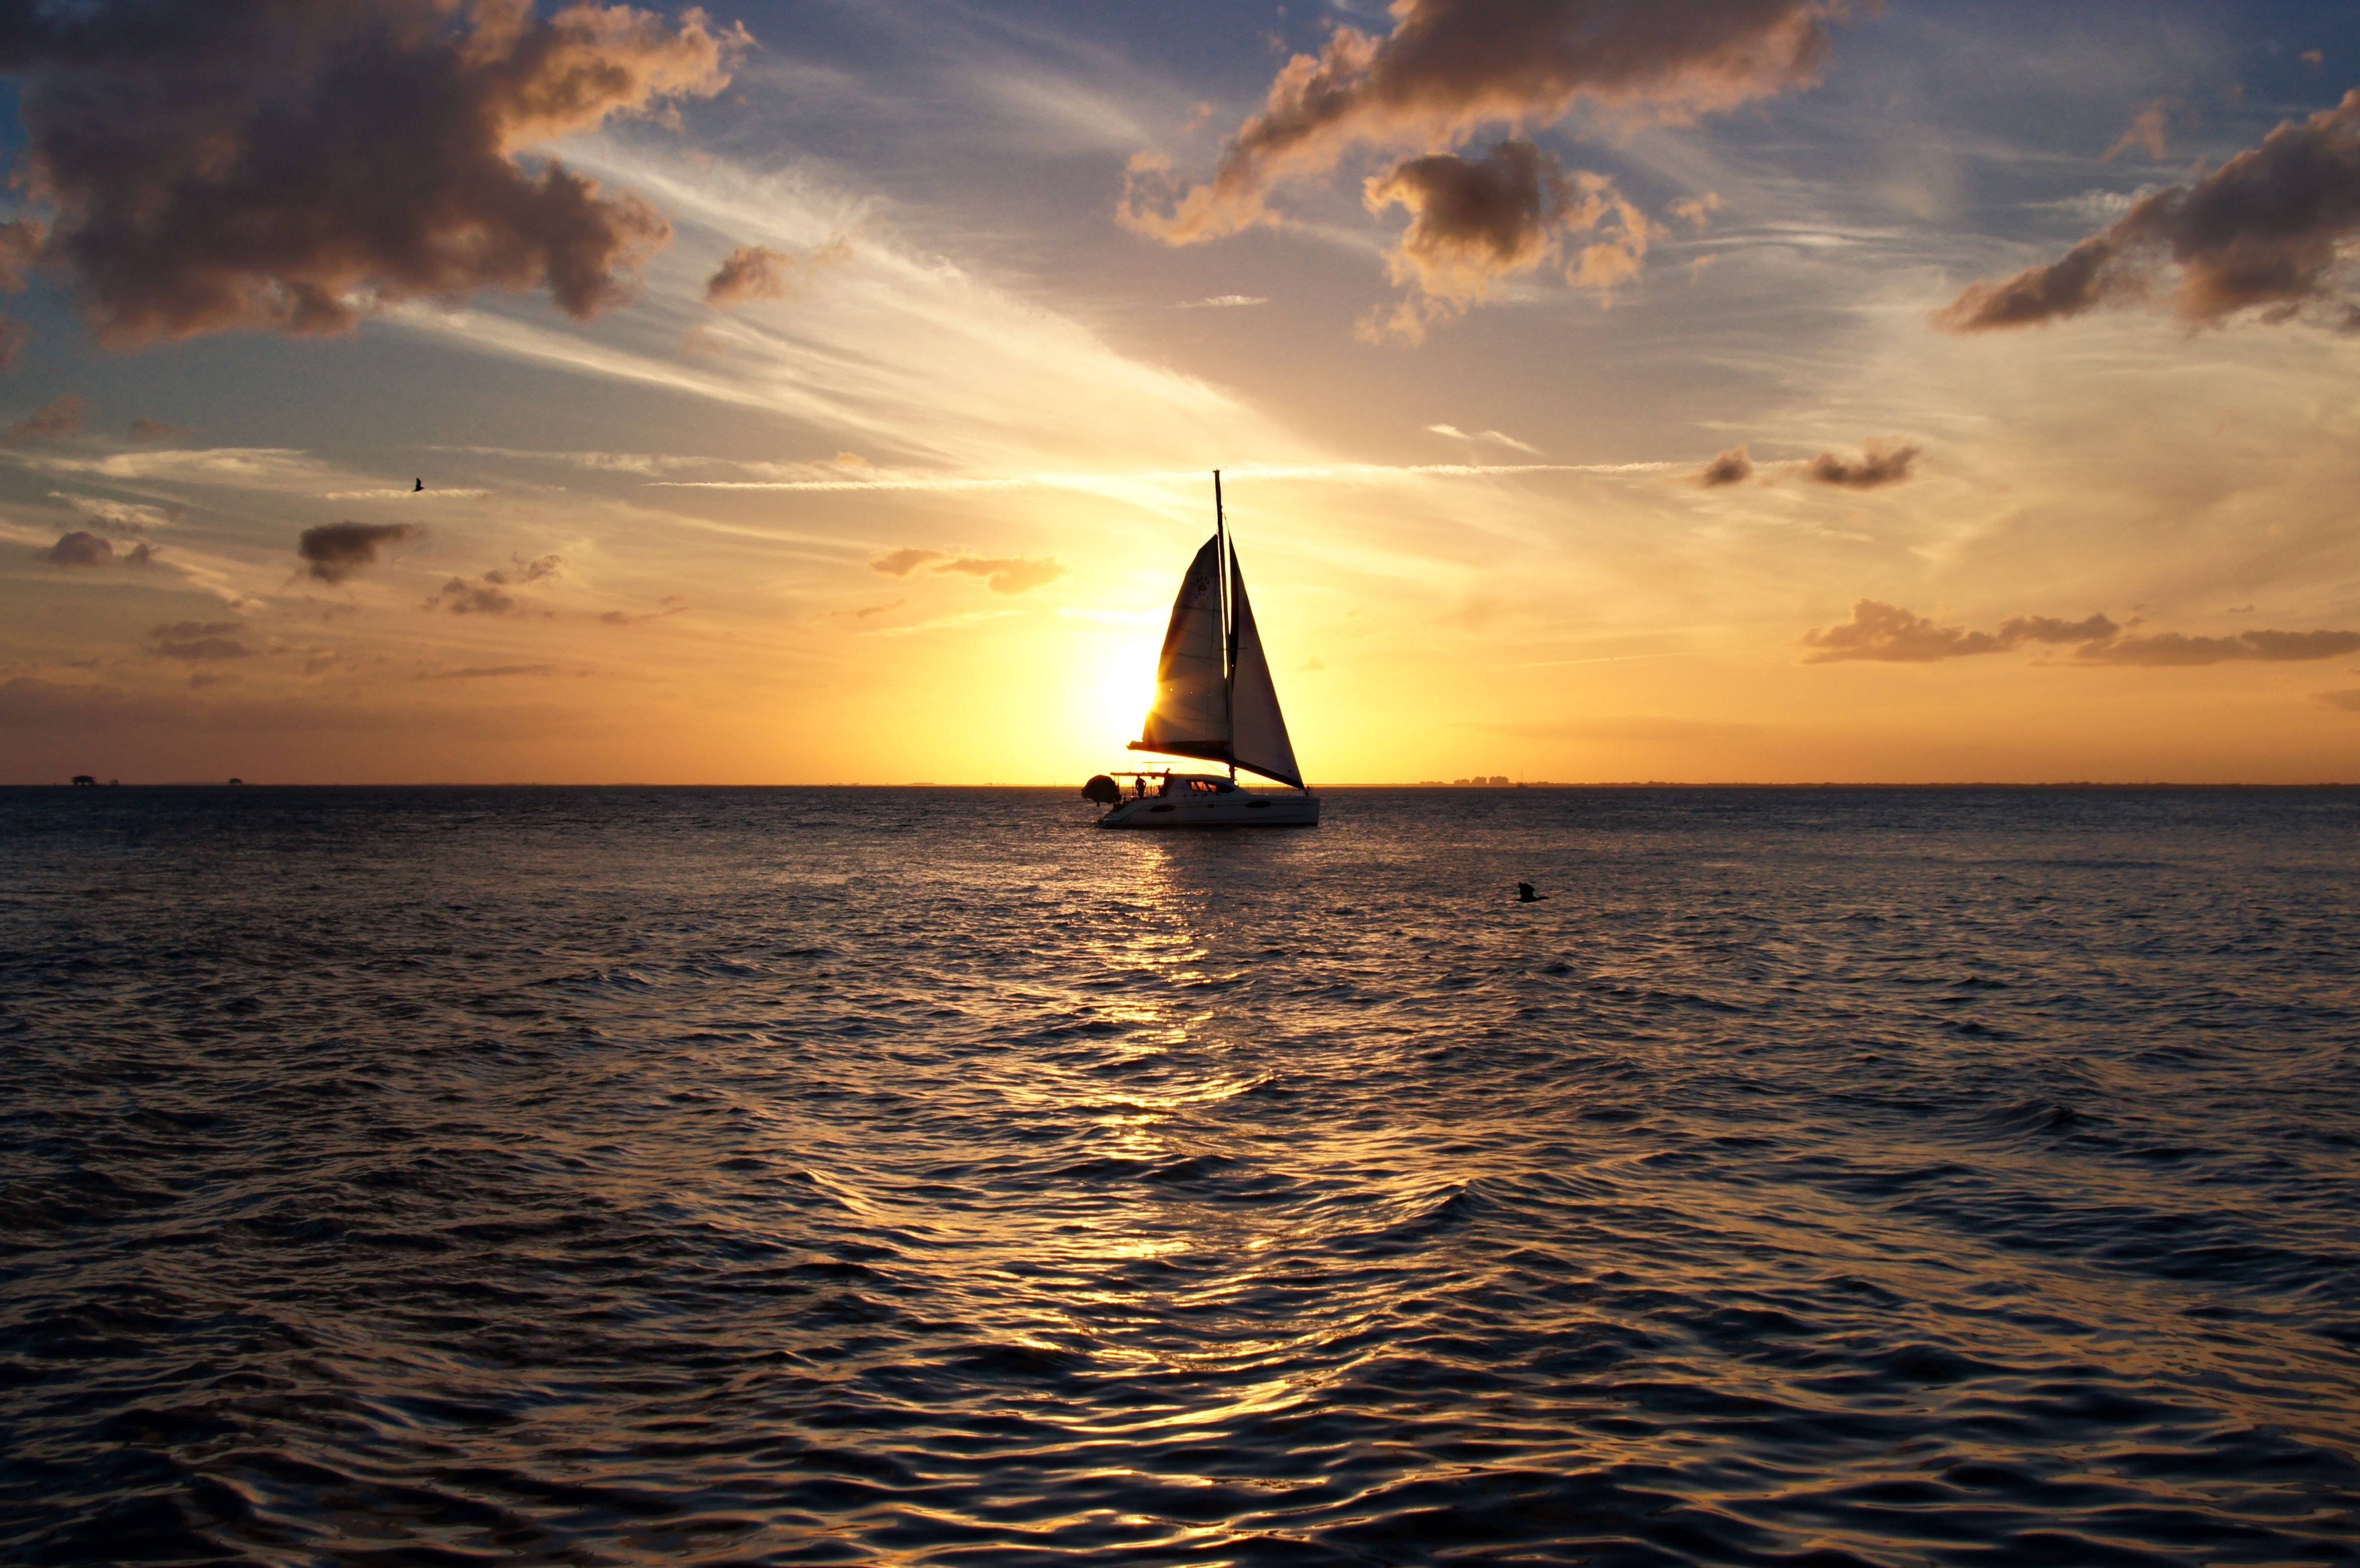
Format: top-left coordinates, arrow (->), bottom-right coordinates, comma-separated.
1098,791 -> 1320,828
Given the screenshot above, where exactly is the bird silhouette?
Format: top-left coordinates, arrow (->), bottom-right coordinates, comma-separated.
412,478 -> 424,493
1517,882 -> 1545,903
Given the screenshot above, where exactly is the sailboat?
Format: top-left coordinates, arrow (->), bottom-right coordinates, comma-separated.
1084,473 -> 1320,828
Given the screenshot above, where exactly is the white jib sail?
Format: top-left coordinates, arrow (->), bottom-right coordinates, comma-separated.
1137,535 -> 1230,757
1226,548 -> 1303,789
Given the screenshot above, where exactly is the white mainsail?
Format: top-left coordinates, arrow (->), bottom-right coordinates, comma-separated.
1135,536 -> 1230,760
1225,548 -> 1303,789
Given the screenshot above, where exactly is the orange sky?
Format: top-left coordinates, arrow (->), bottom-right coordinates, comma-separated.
3,1 -> 2358,783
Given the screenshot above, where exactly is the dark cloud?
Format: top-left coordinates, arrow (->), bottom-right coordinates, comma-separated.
1358,140 -> 1652,332
1122,0 -> 1848,246
430,577 -> 517,615
8,394 -> 83,443
871,547 -> 944,577
0,314 -> 25,371
298,520 -> 420,583
703,236 -> 850,307
125,417 -> 182,443
1805,440 -> 1917,488
484,553 -> 561,585
936,556 -> 1066,594
0,1 -> 745,345
1696,445 -> 1753,486
1804,601 -> 2360,666
150,620 -> 252,661
45,529 -> 114,566
1939,88 -> 2360,331
2318,688 -> 2360,711
1804,601 -> 2117,662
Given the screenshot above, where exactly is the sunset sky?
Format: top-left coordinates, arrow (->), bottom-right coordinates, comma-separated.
5,0 -> 2360,784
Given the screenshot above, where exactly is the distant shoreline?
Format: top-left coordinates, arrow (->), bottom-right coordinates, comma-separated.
9,781 -> 2355,792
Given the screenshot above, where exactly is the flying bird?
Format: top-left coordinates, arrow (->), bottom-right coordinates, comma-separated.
1517,882 -> 1545,903
413,478 -> 424,492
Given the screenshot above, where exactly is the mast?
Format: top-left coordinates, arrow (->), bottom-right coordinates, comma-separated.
1214,469 -> 1235,782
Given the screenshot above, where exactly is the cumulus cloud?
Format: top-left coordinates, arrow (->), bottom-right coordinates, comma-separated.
0,0 -> 745,345
702,236 -> 851,307
935,556 -> 1067,594
150,620 -> 252,661
298,520 -> 420,583
1359,140 -> 1655,333
1122,0 -> 1848,247
1939,89 -> 2360,331
871,547 -> 944,577
1803,601 -> 2360,666
1805,439 -> 1917,488
1695,445 -> 1753,485
45,529 -> 115,566
8,395 -> 83,443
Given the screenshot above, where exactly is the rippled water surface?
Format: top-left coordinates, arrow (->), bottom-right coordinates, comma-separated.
4,785 -> 2358,1566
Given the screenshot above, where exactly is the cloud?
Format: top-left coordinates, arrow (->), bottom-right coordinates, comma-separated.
703,236 -> 851,307
2318,689 -> 2360,711
1361,139 -> 1655,325
1670,192 -> 1722,229
8,395 -> 83,443
1428,423 -> 1543,454
0,315 -> 25,372
853,599 -> 904,620
485,553 -> 561,585
1804,602 -> 2360,666
598,594 -> 686,626
0,0 -> 745,345
125,418 -> 183,443
2081,630 -> 2360,666
298,520 -> 420,583
1175,294 -> 1269,309
429,577 -> 517,615
150,621 -> 252,661
871,547 -> 945,577
1120,0 -> 1849,248
1696,445 -> 1753,485
1805,439 -> 1917,488
1802,601 -> 2119,662
1939,88 -> 2360,331
45,529 -> 115,566
935,555 -> 1067,594
2103,99 -> 2171,162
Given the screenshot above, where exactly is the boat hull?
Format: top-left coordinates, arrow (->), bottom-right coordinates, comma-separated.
1098,792 -> 1320,828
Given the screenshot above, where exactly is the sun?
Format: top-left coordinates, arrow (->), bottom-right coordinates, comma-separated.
1082,638 -> 1163,756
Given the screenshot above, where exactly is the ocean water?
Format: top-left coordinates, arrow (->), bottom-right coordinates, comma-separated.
2,785 -> 2357,1568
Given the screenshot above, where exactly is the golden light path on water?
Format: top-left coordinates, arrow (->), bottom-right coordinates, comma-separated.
2,784 -> 2355,1564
